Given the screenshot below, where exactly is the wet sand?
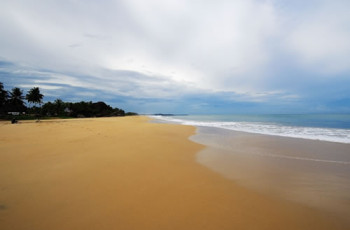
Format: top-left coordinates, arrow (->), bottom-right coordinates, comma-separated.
0,117 -> 348,229
193,127 -> 350,224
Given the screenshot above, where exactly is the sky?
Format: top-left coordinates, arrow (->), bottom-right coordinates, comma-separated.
1,0 -> 350,114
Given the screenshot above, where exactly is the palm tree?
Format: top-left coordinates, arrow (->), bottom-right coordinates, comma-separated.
26,87 -> 44,120
26,87 -> 43,107
0,82 -> 9,115
0,82 -> 8,107
9,87 -> 26,112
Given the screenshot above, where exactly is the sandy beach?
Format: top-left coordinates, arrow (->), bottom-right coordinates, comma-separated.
193,127 -> 350,224
0,116 -> 348,230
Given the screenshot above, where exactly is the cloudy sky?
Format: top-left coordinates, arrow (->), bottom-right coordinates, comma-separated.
1,0 -> 350,114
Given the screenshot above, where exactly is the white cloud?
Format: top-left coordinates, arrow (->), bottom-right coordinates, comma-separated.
18,84 -> 62,90
0,0 -> 349,106
284,0 -> 350,74
113,0 -> 278,91
0,0 -> 278,93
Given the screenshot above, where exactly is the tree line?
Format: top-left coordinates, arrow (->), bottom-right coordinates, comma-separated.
0,82 -> 135,119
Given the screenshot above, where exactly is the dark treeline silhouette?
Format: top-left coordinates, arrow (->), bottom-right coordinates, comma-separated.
42,100 -> 125,117
0,82 -> 134,120
1,86 -> 27,113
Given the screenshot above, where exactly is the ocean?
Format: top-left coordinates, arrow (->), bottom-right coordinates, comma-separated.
152,114 -> 350,220
151,114 -> 350,144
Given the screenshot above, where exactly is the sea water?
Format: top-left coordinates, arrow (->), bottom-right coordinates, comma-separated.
151,114 -> 350,220
151,114 -> 350,144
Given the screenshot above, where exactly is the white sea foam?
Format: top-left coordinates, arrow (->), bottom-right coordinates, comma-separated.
150,116 -> 350,144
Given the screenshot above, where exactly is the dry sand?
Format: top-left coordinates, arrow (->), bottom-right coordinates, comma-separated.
0,116 -> 347,229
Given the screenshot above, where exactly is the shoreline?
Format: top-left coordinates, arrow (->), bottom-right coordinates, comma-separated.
0,116 -> 348,229
150,114 -> 350,144
191,126 -> 350,224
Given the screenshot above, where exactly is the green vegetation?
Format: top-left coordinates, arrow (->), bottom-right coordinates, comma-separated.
0,82 -> 8,108
26,87 -> 43,107
0,82 -> 137,121
8,87 -> 26,113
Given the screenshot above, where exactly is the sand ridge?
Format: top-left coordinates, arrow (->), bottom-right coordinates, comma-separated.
0,116 -> 347,229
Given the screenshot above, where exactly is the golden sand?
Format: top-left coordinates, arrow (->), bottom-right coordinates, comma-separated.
0,117 -> 346,229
